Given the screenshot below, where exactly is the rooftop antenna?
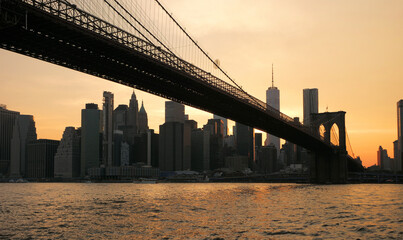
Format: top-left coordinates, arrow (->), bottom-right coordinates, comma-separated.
271,63 -> 274,87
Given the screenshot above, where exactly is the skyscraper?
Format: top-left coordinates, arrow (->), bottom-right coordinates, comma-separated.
113,104 -> 128,131
0,105 -> 19,176
26,139 -> 59,178
103,91 -> 114,167
54,127 -> 80,178
126,90 -> 139,144
393,140 -> 398,173
138,101 -> 149,134
213,114 -> 228,136
303,88 -> 319,126
256,145 -> 277,173
397,100 -> 403,171
159,122 -> 184,171
159,101 -> 189,171
146,129 -> 159,167
255,133 -> 262,149
10,115 -> 37,178
191,128 -> 210,171
81,103 -> 101,177
265,65 -> 280,154
165,101 -> 185,123
236,122 -> 255,169
112,130 -> 124,167
377,146 -> 393,171
204,119 -> 225,170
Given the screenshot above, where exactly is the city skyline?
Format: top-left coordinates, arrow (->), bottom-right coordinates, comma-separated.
1,0 -> 403,168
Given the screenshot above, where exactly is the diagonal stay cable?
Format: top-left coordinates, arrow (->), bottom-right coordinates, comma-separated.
153,0 -> 263,108
102,0 -> 154,45
107,0 -> 212,78
106,0 -> 263,111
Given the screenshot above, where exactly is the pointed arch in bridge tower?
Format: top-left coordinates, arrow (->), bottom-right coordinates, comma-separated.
330,123 -> 340,146
308,111 -> 348,183
310,111 -> 346,152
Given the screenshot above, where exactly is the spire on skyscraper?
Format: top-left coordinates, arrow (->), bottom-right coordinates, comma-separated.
272,63 -> 274,88
139,101 -> 146,113
138,100 -> 148,133
129,90 -> 138,109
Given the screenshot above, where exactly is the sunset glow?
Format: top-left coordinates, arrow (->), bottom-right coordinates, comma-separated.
1,0 -> 402,167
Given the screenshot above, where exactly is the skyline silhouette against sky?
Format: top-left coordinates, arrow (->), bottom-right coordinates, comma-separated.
1,0 -> 402,167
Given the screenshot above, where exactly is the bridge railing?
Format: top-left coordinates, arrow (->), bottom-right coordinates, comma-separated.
19,0 -> 320,140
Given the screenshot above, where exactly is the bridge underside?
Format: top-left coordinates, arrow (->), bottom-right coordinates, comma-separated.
0,1 -> 332,153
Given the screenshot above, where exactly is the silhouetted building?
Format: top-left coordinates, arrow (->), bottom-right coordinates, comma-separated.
54,127 -> 80,178
131,130 -> 159,167
132,133 -> 147,164
81,103 -> 101,177
265,65 -> 280,154
159,101 -> 190,171
397,100 -> 403,172
10,115 -> 37,178
225,156 -> 248,172
113,130 -> 124,166
121,142 -> 130,166
393,140 -> 398,173
281,141 -> 297,166
126,90 -> 139,144
303,88 -> 318,126
26,139 -> 59,178
257,145 -> 277,173
204,119 -> 224,170
236,122 -> 255,168
191,129 -> 210,172
213,114 -> 228,136
159,122 -> 185,171
146,129 -> 159,167
224,135 -> 236,149
0,105 -> 20,176
165,101 -> 185,123
113,104 -> 128,132
255,133 -> 263,149
103,91 -> 114,167
138,101 -> 149,134
185,119 -> 198,130
377,146 -> 393,171
183,120 -> 195,169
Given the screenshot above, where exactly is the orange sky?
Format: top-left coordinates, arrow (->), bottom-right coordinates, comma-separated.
1,0 -> 402,167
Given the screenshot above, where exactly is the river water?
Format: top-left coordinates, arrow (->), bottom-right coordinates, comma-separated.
0,183 -> 402,239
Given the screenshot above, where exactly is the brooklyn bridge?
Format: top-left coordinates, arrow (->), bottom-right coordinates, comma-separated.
0,0 -> 363,183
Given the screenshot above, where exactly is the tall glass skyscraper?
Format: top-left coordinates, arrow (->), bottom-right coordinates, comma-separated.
126,90 -> 139,145
265,65 -> 280,154
81,103 -> 101,177
213,114 -> 228,136
397,100 -> 403,171
303,88 -> 319,126
0,105 -> 19,176
10,115 -> 37,177
159,101 -> 190,171
103,91 -> 114,167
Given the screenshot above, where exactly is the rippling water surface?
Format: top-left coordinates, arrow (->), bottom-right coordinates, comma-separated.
0,183 -> 402,239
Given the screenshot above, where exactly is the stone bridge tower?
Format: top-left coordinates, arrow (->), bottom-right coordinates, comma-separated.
310,111 -> 346,152
309,111 -> 347,183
